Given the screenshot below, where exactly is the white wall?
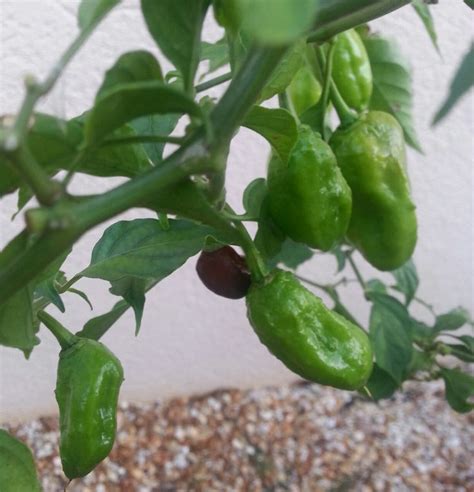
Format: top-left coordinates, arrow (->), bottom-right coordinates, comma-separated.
0,1 -> 472,422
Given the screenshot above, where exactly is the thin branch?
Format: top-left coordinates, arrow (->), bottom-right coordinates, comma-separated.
196,72 -> 233,93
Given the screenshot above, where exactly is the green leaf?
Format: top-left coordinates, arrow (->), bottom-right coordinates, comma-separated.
78,0 -> 120,30
412,0 -> 439,52
330,245 -> 346,273
131,114 -> 181,165
459,335 -> 474,352
411,319 -> 433,340
85,81 -> 202,144
440,368 -> 474,413
243,106 -> 297,164
254,197 -> 286,262
82,219 -> 218,333
434,307 -> 471,333
365,364 -> 399,401
141,0 -> 209,91
242,178 -> 267,218
67,288 -> 93,310
433,42 -> 474,125
34,276 -> 65,314
446,344 -> 474,363
236,0 -> 319,45
201,38 -> 230,75
0,233 -> 39,355
269,238 -> 313,270
366,279 -> 387,295
368,292 -> 413,383
97,50 -> 163,100
408,349 -> 433,375
76,299 -> 129,341
465,0 -> 474,8
2,114 -> 152,199
0,430 -> 42,492
257,40 -> 306,103
391,259 -> 418,306
362,35 -> 422,152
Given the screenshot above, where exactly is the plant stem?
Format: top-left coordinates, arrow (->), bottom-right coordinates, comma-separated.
4,145 -> 61,205
307,0 -> 412,43
315,46 -> 357,127
346,253 -> 367,291
210,45 -> 288,142
37,310 -> 77,350
195,72 -> 233,93
317,41 -> 336,134
225,205 -> 267,282
6,6 -> 115,148
102,135 -> 186,147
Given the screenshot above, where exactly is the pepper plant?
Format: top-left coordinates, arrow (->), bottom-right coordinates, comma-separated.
0,0 -> 473,487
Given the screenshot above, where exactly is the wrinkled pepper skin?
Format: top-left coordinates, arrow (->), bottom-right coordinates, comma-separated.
56,338 -> 124,479
288,63 -> 322,115
330,111 -> 417,271
267,125 -> 352,251
246,270 -> 373,390
332,29 -> 373,112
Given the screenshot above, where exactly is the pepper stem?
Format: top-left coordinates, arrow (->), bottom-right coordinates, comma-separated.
37,311 -> 77,350
315,45 -> 358,127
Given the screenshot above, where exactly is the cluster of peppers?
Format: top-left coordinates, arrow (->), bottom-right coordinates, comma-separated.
7,28 -> 417,484
198,29 -> 417,394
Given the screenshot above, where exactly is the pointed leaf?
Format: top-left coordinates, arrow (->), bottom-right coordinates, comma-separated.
97,50 -> 163,100
78,0 -> 120,30
362,35 -> 422,152
243,106 -> 297,163
201,38 -> 230,75
242,178 -> 267,218
85,81 -> 202,144
368,292 -> 413,383
365,363 -> 399,401
434,307 -> 471,333
141,0 -> 209,91
412,0 -> 439,52
433,42 -> 474,125
77,300 -> 129,341
269,238 -> 313,270
0,430 -> 42,492
391,259 -> 419,306
440,368 -> 474,414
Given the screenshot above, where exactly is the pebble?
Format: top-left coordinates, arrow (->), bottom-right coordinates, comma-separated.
2,380 -> 473,491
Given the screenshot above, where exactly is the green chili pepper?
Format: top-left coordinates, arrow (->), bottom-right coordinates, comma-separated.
287,63 -> 322,116
246,270 -> 373,390
330,111 -> 417,271
267,125 -> 352,251
56,337 -> 124,479
0,430 -> 42,491
332,29 -> 373,112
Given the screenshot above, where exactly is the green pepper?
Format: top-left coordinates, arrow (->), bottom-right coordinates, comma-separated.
287,63 -> 322,116
332,29 -> 372,112
330,111 -> 417,271
0,430 -> 42,491
246,270 -> 373,390
267,125 -> 352,251
56,337 -> 124,479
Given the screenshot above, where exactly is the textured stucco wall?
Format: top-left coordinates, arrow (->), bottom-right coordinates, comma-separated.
0,1 -> 472,422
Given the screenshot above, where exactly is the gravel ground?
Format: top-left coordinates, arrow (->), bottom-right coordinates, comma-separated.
4,380 -> 473,491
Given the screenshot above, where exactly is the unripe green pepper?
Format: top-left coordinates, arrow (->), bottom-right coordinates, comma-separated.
267,125 -> 352,251
330,111 -> 417,271
56,338 -> 124,479
332,29 -> 372,112
246,270 -> 373,390
288,63 -> 322,115
0,430 -> 42,491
